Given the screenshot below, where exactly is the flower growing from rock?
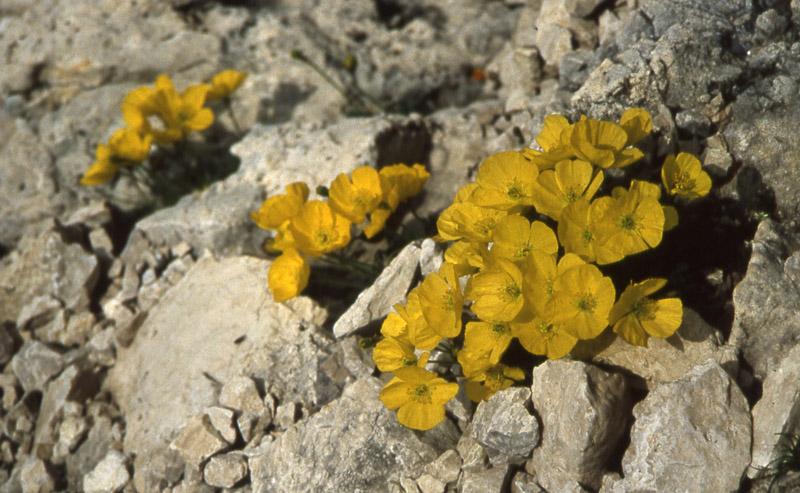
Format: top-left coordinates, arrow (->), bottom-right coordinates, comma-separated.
206,70 -> 248,102
466,257 -> 525,322
329,166 -> 384,225
379,366 -> 459,430
550,260 -> 615,340
289,200 -> 351,258
532,159 -> 603,221
417,262 -> 463,338
80,128 -> 153,186
268,248 -> 310,302
608,278 -> 683,346
491,215 -> 558,265
661,152 -> 712,199
472,150 -> 539,210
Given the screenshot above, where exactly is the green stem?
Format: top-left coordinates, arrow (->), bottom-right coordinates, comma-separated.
224,99 -> 244,136
328,252 -> 382,277
292,50 -> 351,103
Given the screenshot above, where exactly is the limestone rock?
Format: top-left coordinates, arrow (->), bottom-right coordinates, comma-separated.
471,388 -> 539,463
424,449 -> 461,486
204,407 -> 237,445
107,254 -> 333,481
750,345 -> 800,475
10,341 -> 65,393
572,307 -> 738,388
248,378 -> 448,491
0,118 -> 58,248
459,465 -> 510,493
731,220 -> 800,379
83,450 -> 130,493
529,360 -> 628,491
170,414 -> 230,470
616,360 -> 750,492
219,376 -> 265,417
0,229 -> 99,324
203,452 -> 248,489
19,457 -> 55,493
333,240 -> 422,339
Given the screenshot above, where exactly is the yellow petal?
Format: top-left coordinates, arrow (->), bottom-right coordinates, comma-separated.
268,249 -> 310,302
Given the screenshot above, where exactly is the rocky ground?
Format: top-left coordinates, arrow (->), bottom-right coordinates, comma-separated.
2,0 -> 800,491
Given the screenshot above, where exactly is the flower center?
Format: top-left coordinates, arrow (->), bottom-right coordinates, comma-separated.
619,214 -> 636,232
409,383 -> 432,403
674,171 -> 696,191
505,283 -> 522,300
575,294 -> 597,314
537,322 -> 555,339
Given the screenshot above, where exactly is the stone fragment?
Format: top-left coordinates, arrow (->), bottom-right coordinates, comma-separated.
529,360 -> 628,492
537,25 -> 573,67
60,312 -> 96,347
0,229 -> 99,323
130,448 -> 184,493
219,376 -> 264,416
333,241 -> 422,339
16,295 -> 62,331
119,265 -> 140,302
107,254 -> 333,470
460,465 -> 510,493
750,345 -> 800,475
248,378 -> 447,491
572,307 -> 737,388
170,414 -> 229,469
63,201 -> 112,229
65,413 -> 119,492
416,474 -> 445,493
457,424 -> 488,473
472,388 -> 538,463
204,407 -> 237,445
89,228 -> 114,263
53,415 -> 88,462
730,220 -> 800,379
203,452 -> 248,489
274,402 -> 299,430
510,471 -> 545,493
564,0 -> 604,18
83,450 -> 130,493
3,398 -> 36,443
19,457 -> 55,493
424,449 -> 461,485
616,361 -> 750,492
0,119 -> 58,247
10,341 -> 65,393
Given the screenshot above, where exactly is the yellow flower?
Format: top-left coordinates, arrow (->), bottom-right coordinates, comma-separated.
250,182 -> 310,231
557,199 -> 598,262
80,128 -> 153,186
329,167 -> 383,225
464,320 -> 513,364
511,308 -> 577,359
472,150 -> 539,210
491,215 -> 558,264
379,366 -> 459,430
619,108 -> 652,147
206,70 -> 248,102
522,252 -> 584,316
570,116 -> 643,168
379,163 -> 430,207
532,159 -> 603,220
591,182 -> 665,264
436,202 -> 507,243
417,263 -> 463,338
550,261 -> 615,340
363,204 -> 392,239
373,336 -> 430,372
608,278 -> 683,346
150,75 -> 214,144
464,362 -> 525,402
465,257 -> 525,322
661,153 -> 711,199
267,248 -> 310,302
380,311 -> 408,338
122,86 -> 159,135
289,200 -> 352,258
395,290 -> 442,351
444,240 -> 485,276
522,114 -> 576,171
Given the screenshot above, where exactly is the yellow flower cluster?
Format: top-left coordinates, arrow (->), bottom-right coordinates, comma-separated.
80,70 -> 248,186
376,108 -> 712,429
251,164 -> 430,302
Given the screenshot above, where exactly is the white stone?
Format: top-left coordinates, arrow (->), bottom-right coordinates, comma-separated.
83,450 -> 130,493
